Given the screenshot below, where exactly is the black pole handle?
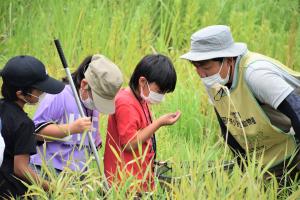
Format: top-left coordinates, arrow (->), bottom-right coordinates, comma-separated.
54,39 -> 68,69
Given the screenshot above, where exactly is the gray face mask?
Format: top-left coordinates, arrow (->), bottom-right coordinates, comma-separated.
79,87 -> 96,110
201,59 -> 230,88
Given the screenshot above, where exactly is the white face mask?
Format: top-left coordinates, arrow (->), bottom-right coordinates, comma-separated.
80,88 -> 96,110
140,81 -> 164,104
24,92 -> 45,105
201,59 -> 230,88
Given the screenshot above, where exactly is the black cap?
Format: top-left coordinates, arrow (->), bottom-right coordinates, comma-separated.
0,55 -> 65,94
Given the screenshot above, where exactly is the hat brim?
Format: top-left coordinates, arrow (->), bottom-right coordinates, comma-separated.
91,90 -> 115,114
180,43 -> 247,61
32,76 -> 65,94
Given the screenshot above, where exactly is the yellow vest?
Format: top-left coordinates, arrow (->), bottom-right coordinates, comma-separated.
209,51 -> 299,167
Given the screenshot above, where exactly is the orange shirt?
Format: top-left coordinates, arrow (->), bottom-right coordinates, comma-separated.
104,88 -> 155,191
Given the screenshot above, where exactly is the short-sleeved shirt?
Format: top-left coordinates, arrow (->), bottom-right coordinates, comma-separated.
30,85 -> 101,171
245,60 -> 300,109
0,99 -> 36,197
104,88 -> 155,191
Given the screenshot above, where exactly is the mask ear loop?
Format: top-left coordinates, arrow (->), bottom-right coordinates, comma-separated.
217,59 -> 225,74
26,93 -> 40,99
21,91 -> 39,105
146,81 -> 151,93
84,84 -> 90,90
140,80 -> 150,101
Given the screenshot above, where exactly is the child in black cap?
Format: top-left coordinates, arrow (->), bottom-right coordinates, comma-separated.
0,55 -> 65,198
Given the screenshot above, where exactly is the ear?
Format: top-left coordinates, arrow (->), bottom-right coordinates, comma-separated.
16,90 -> 25,100
138,76 -> 147,88
226,57 -> 235,66
80,78 -> 89,90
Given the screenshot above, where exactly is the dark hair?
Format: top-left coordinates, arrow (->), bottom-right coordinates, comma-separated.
191,57 -> 224,66
1,79 -> 33,101
129,54 -> 177,93
62,55 -> 93,89
211,57 -> 224,62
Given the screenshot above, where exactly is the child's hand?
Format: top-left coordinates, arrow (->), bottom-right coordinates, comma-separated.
69,117 -> 92,134
157,111 -> 181,126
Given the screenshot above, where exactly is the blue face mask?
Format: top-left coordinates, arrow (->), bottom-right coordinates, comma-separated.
201,59 -> 230,88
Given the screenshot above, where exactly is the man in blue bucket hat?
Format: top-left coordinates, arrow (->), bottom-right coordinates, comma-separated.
181,25 -> 300,181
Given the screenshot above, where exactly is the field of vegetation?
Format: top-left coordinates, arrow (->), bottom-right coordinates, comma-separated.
1,0 -> 300,199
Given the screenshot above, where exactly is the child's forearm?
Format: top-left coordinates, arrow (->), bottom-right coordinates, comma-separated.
14,155 -> 49,192
36,117 -> 92,141
123,119 -> 162,151
36,124 -> 71,141
122,111 -> 181,151
24,166 -> 49,191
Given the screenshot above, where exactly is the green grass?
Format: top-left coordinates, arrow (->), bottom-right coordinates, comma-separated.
1,0 -> 300,199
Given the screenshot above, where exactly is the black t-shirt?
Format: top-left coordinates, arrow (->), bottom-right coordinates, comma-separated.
0,99 -> 36,198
